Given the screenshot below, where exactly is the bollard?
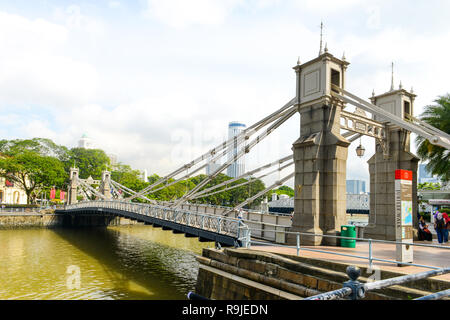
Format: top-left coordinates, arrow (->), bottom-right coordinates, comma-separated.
296,233 -> 300,256
343,266 -> 366,300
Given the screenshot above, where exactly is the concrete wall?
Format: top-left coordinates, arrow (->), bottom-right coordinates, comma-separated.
0,213 -> 141,229
195,248 -> 449,300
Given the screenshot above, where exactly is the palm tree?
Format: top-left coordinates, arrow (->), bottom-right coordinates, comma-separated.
415,94 -> 450,182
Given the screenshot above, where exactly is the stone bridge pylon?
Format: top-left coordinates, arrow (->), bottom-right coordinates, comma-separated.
286,50 -> 425,247
287,52 -> 350,246
67,167 -> 113,204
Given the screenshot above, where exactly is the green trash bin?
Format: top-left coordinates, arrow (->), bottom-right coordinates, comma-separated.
341,225 -> 356,248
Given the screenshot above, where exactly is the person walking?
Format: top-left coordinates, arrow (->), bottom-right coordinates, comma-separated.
442,211 -> 450,244
434,211 -> 446,244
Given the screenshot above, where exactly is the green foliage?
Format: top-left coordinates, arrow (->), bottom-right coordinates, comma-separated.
111,163 -> 149,202
0,150 -> 66,204
68,148 -> 110,180
0,138 -> 70,161
267,185 -> 295,199
0,137 -> 269,208
415,94 -> 450,182
418,182 -> 441,190
125,172 -> 266,207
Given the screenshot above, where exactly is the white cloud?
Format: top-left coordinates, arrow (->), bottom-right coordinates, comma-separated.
145,0 -> 243,28
108,1 -> 121,8
0,2 -> 448,187
0,10 -> 99,108
294,0 -> 363,12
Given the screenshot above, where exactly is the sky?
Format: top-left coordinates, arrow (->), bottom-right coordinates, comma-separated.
0,0 -> 449,189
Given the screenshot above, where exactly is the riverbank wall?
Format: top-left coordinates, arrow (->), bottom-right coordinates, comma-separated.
0,212 -> 141,229
195,248 -> 450,300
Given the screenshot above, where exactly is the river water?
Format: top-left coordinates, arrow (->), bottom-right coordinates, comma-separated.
0,225 -> 214,300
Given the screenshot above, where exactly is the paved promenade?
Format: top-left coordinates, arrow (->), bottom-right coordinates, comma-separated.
252,239 -> 450,282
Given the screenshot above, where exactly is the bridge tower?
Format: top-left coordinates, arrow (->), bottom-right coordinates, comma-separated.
100,170 -> 112,200
68,167 -> 79,205
364,86 -> 419,241
288,51 -> 350,246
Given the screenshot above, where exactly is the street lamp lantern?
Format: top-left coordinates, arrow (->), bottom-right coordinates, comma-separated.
356,141 -> 365,157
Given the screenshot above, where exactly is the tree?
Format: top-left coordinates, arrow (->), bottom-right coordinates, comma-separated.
111,163 -> 149,201
415,94 -> 450,182
418,182 -> 441,190
267,185 -> 295,199
0,138 -> 70,161
0,151 -> 66,204
69,148 -> 110,180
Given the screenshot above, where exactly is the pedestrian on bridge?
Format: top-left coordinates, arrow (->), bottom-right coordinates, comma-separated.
434,211 -> 447,244
442,211 -> 450,244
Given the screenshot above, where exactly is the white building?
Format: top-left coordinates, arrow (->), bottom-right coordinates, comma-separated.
78,133 -> 94,149
140,169 -> 148,182
0,177 -> 27,205
226,121 -> 246,178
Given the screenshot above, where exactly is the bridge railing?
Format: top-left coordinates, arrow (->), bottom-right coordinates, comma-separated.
248,228 -> 450,270
304,265 -> 450,300
64,200 -> 250,245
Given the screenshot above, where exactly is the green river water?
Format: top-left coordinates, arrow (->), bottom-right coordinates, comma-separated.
0,225 -> 213,300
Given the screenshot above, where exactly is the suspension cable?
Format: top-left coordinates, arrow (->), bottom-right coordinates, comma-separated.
126,97 -> 296,201
172,106 -> 298,208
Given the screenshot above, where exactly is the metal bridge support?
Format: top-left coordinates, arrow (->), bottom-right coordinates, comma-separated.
100,170 -> 112,200
68,167 -> 79,205
288,52 -> 350,246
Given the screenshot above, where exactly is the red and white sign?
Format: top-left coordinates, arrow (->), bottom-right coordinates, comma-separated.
395,169 -> 413,181
394,169 -> 413,263
60,191 -> 65,201
50,188 -> 56,200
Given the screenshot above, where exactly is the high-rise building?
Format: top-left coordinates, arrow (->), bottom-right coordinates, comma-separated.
78,133 -> 94,149
140,169 -> 148,182
108,153 -> 118,167
226,122 -> 246,178
206,159 -> 221,175
418,164 -> 439,184
346,180 -> 366,194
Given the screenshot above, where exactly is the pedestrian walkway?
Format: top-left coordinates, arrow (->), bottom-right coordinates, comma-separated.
252,240 -> 450,282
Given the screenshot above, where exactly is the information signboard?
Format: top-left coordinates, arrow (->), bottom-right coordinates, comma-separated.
395,169 -> 413,264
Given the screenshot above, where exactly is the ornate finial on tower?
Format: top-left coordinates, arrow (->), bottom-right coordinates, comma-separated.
319,21 -> 324,56
342,51 -> 346,61
410,86 -> 414,94
372,89 -> 375,97
399,80 -> 403,90
324,42 -> 328,53
390,61 -> 394,91
297,56 -> 301,65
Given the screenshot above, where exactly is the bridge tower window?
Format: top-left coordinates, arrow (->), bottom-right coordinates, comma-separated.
331,69 -> 340,93
404,101 -> 411,119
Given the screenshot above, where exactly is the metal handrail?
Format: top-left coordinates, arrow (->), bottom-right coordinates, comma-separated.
415,289 -> 450,300
65,200 -> 251,246
249,227 -> 450,249
305,266 -> 450,300
247,228 -> 449,270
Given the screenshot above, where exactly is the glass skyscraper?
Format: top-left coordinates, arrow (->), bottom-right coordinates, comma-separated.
346,180 -> 366,194
227,122 -> 246,178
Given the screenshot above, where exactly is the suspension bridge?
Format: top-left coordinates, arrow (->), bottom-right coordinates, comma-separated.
59,49 -> 450,251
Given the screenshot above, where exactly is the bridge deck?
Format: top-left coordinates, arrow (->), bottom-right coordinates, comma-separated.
59,201 -> 250,248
